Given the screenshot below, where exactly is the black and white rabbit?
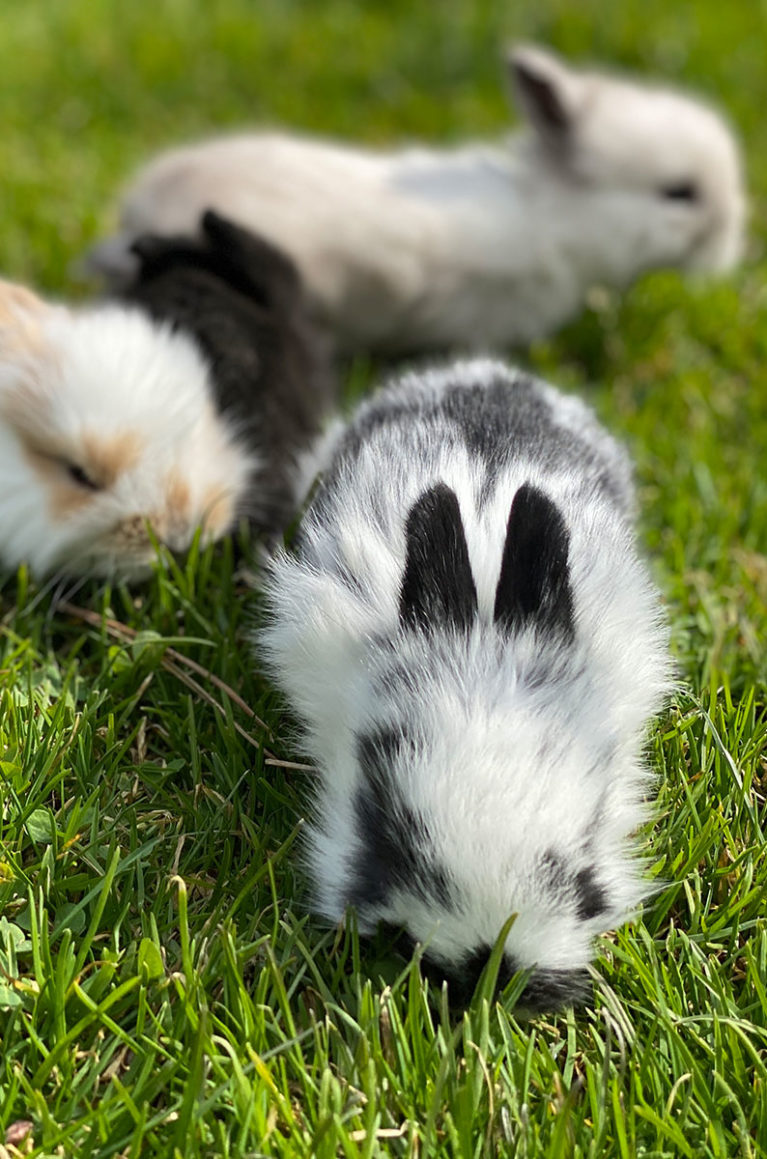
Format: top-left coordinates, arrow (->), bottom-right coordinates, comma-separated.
259,359 -> 671,1009
0,213 -> 334,579
86,44 -> 744,354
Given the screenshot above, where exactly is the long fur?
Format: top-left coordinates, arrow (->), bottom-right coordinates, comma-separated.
258,358 -> 672,1010
86,44 -> 745,354
0,277 -> 253,578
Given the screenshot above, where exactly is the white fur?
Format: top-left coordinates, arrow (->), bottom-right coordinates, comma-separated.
88,44 -> 745,353
0,294 -> 255,578
259,359 -> 672,998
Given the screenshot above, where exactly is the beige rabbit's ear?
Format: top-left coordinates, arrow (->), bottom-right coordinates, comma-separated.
0,278 -> 47,314
0,278 -> 50,357
0,280 -> 59,442
505,44 -> 588,141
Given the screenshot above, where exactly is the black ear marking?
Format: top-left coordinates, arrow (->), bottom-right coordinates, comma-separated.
507,47 -> 580,141
494,483 -> 575,640
399,483 -> 478,633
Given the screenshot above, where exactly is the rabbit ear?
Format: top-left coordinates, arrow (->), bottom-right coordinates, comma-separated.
506,44 -> 586,141
0,279 -> 46,323
201,209 -> 302,311
400,483 -> 477,632
494,483 -> 575,640
0,279 -> 50,359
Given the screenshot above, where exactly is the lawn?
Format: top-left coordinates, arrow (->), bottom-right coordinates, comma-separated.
1,0 -> 767,1155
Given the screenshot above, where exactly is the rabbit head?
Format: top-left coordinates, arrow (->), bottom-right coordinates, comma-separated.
509,44 -> 745,276
0,278 -> 253,578
310,483 -> 648,1010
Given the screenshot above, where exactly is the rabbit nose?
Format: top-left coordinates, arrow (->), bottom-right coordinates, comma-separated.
117,514 -> 151,545
162,523 -> 194,554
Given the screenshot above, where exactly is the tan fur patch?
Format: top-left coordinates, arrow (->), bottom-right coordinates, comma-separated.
23,449 -> 95,518
9,416 -> 142,520
200,485 -> 236,543
165,469 -> 191,531
81,431 -> 141,489
2,374 -> 140,489
0,279 -> 46,317
0,279 -> 47,358
0,387 -> 88,519
1,384 -> 58,445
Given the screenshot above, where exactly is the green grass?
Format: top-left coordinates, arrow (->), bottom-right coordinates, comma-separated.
1,0 -> 767,1154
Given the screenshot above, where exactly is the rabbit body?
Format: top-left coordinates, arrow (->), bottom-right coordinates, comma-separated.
260,359 -> 671,1008
87,45 -> 744,354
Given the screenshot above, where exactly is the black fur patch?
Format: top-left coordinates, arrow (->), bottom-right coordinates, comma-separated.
540,847 -> 567,890
313,369 -> 628,537
541,849 -> 608,922
130,210 -> 303,312
378,925 -> 418,960
201,210 -> 304,310
445,944 -> 517,1006
494,483 -> 575,640
379,926 -> 589,1013
119,210 -> 335,535
399,484 -> 477,632
351,728 -> 454,912
319,373 -> 549,513
573,866 -> 608,921
446,380 -> 539,480
424,943 -> 587,1012
517,967 -> 589,1013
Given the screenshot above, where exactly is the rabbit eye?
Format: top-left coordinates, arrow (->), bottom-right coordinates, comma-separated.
67,463 -> 101,491
660,180 -> 699,202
